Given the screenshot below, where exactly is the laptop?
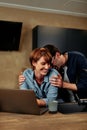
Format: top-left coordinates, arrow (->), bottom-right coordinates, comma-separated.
0,89 -> 48,115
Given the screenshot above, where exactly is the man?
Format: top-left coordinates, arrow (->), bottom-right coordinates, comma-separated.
44,44 -> 87,100
19,44 -> 87,101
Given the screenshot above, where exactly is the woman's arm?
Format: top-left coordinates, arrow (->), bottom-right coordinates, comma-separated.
45,69 -> 59,104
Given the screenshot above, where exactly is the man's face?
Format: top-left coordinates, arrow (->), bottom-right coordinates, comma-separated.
52,52 -> 63,69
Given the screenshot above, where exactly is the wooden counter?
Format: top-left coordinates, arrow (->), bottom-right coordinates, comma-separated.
0,112 -> 87,130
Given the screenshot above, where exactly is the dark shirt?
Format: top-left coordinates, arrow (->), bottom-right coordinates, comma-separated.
65,51 -> 87,98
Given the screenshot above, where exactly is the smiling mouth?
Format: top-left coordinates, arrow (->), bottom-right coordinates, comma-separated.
42,69 -> 48,73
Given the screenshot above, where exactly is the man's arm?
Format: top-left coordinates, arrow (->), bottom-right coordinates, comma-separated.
50,75 -> 77,91
63,82 -> 77,91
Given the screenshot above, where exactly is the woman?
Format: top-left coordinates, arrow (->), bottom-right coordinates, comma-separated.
20,48 -> 60,106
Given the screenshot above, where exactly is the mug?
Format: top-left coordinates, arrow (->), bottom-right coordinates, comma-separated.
48,100 -> 58,113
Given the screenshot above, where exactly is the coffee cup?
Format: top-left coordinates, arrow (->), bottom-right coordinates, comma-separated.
48,100 -> 58,113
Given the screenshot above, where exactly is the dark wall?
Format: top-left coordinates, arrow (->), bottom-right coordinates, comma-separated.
32,26 -> 87,57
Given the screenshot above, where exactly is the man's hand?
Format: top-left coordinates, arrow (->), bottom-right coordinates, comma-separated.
49,74 -> 63,87
18,72 -> 25,86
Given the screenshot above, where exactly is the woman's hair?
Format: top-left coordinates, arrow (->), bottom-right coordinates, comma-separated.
29,48 -> 52,68
43,44 -> 61,57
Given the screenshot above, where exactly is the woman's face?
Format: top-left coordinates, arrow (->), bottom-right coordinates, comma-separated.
33,56 -> 51,76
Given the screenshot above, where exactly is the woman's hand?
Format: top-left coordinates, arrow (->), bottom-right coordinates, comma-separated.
36,99 -> 46,106
49,74 -> 63,87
